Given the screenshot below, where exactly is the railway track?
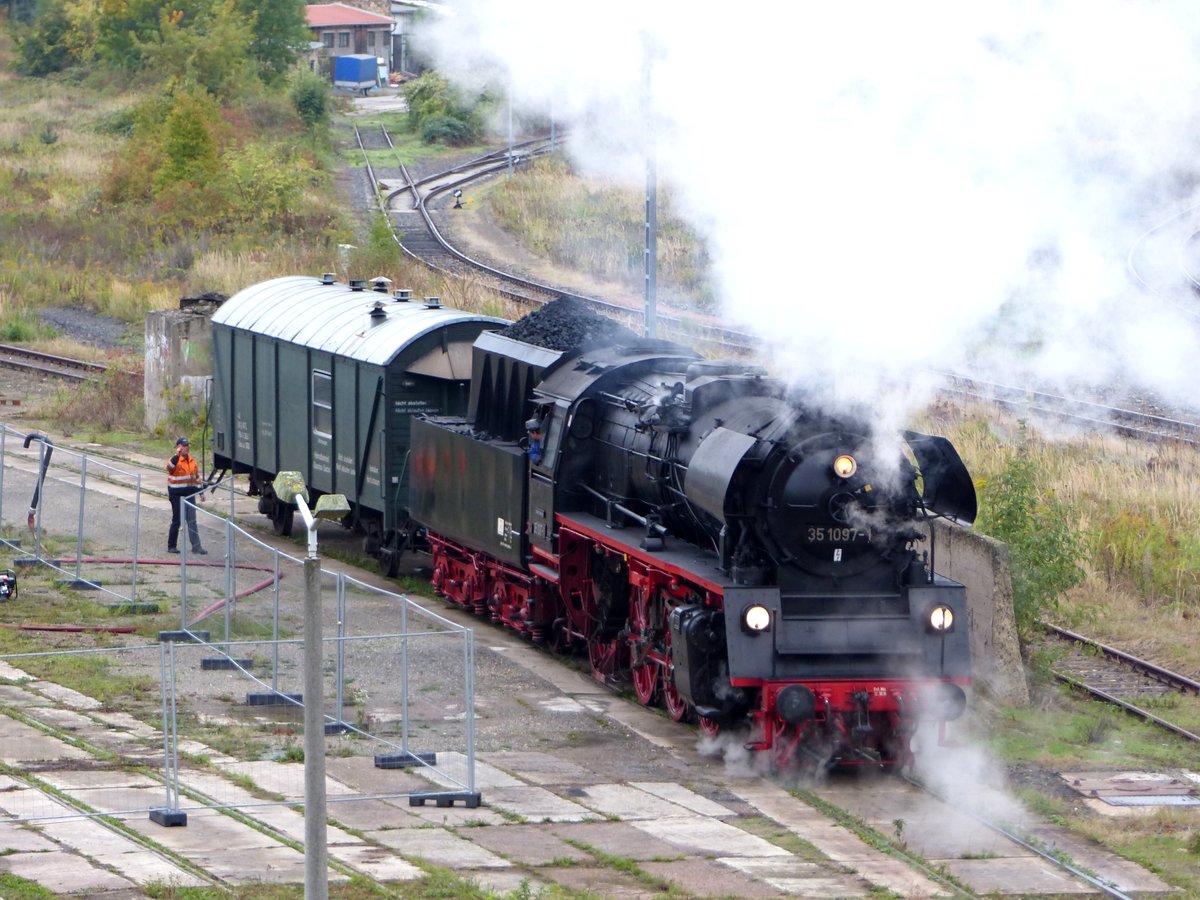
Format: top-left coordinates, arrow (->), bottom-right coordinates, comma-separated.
0,344 -> 108,382
354,124 -> 760,354
1044,622 -> 1200,744
890,773 -> 1144,899
938,371 -> 1200,446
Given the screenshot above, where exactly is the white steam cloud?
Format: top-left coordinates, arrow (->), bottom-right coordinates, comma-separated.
422,2 -> 1200,420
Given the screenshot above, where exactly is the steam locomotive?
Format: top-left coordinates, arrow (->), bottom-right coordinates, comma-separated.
410,300 -> 977,768
211,276 -> 976,766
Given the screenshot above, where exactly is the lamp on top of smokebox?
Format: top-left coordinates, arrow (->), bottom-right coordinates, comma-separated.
453,189 -> 463,209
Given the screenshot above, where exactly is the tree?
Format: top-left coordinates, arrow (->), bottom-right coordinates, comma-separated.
94,0 -> 228,71
138,1 -> 254,101
234,0 -> 310,83
404,71 -> 488,145
155,88 -> 221,189
12,0 -> 74,75
0,0 -> 40,24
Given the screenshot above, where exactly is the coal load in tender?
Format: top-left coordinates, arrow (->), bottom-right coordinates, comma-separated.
503,296 -> 641,351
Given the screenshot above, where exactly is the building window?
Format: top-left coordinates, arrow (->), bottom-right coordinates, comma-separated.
322,31 -> 334,48
338,31 -> 350,48
312,370 -> 333,437
367,31 -> 376,48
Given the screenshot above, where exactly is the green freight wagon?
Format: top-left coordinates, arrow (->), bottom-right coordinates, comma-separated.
210,275 -> 506,574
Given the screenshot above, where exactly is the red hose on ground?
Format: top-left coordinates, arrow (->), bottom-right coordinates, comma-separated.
65,557 -> 285,626
0,623 -> 138,633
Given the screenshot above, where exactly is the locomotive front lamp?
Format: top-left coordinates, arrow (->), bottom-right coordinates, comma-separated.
742,604 -> 772,633
926,604 -> 955,633
832,454 -> 857,479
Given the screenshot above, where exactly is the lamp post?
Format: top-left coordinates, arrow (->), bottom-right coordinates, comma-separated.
272,473 -> 349,900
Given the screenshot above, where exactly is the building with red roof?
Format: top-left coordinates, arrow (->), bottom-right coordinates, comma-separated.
307,3 -> 395,76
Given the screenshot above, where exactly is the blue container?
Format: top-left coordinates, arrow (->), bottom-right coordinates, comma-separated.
334,54 -> 378,92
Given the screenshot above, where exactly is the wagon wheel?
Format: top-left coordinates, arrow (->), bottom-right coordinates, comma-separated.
378,547 -> 400,578
879,713 -> 913,773
663,677 -> 691,722
627,587 -> 660,707
770,723 -> 804,770
271,503 -> 294,537
698,716 -> 721,738
546,620 -> 574,656
377,529 -> 405,578
587,634 -> 622,684
660,600 -> 691,722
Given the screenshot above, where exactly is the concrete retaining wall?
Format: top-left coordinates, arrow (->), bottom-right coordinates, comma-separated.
144,308 -> 216,432
930,519 -> 1029,707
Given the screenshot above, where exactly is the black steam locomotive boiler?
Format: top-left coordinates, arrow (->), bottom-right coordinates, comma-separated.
410,300 -> 977,767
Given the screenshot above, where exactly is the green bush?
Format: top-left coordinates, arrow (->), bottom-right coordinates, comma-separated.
0,316 -> 48,342
975,429 -> 1085,638
419,113 -> 476,146
404,70 -> 487,146
154,89 -> 222,189
405,70 -> 453,129
11,0 -> 76,76
290,71 -> 330,128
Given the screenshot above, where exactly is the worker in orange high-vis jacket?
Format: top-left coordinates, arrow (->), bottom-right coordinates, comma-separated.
166,436 -> 207,555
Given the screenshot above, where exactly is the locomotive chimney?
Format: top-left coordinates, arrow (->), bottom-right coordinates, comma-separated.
394,289 -> 412,302
369,301 -> 387,324
424,296 -> 441,309
349,279 -> 367,291
370,276 -> 392,293
320,272 -> 335,285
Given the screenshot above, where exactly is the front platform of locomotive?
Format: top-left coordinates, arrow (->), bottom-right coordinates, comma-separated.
695,402 -> 977,767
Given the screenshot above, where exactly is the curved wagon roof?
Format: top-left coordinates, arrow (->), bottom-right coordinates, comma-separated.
213,276 -> 507,367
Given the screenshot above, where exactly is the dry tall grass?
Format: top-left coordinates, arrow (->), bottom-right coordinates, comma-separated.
943,402 -> 1200,676
488,155 -> 713,309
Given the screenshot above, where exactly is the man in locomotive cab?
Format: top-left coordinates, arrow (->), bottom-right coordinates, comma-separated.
525,412 -> 547,465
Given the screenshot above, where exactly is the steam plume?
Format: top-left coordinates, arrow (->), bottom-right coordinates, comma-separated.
422,2 -> 1200,420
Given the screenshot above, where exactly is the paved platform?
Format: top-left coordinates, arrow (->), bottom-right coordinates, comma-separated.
0,644 -> 1180,898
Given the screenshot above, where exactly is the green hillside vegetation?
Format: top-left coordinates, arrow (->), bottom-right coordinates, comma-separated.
0,3 -> 498,435
0,8 -> 338,337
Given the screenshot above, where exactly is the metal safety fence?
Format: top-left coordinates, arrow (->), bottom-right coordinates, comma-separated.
0,425 -> 148,603
0,422 -> 480,828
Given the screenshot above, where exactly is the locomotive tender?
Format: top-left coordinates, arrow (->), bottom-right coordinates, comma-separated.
411,300 -> 978,767
213,277 -> 977,765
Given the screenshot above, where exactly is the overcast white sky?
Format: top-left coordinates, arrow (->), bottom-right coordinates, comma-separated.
422,2 -> 1200,422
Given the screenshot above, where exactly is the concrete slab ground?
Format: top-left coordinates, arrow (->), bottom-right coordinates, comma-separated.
0,457 -> 1183,898
0,639 -> 1182,899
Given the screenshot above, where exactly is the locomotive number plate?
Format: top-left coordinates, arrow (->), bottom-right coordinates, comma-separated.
805,526 -> 868,544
